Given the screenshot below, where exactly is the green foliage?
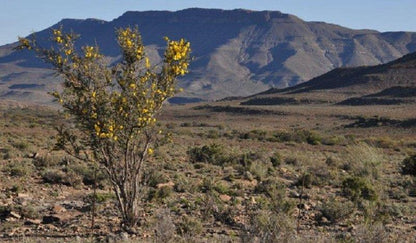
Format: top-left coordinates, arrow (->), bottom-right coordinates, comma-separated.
3,159 -> 33,177
177,215 -> 203,236
239,129 -> 267,141
254,179 -> 294,214
85,192 -> 116,204
68,163 -> 107,187
41,169 -> 82,187
32,154 -> 62,168
342,143 -> 384,179
342,177 -> 378,202
243,209 -> 294,242
145,169 -> 169,188
318,197 -> 355,224
270,152 -> 282,167
188,143 -> 229,165
401,155 -> 416,176
294,173 -> 314,188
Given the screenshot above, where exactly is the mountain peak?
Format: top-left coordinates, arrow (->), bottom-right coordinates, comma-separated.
116,8 -> 292,25
1,8 -> 416,103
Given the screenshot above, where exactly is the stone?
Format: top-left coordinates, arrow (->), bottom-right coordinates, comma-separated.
24,219 -> 42,225
219,194 -> 231,202
289,191 -> 300,198
320,217 -> 329,225
156,181 -> 175,188
52,204 -> 67,214
9,211 -> 21,219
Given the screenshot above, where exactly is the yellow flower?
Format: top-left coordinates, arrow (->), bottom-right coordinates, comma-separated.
148,148 -> 154,155
129,83 -> 136,89
145,57 -> 150,68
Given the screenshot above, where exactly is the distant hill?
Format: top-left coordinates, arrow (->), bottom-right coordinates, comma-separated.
1,8 -> 416,103
241,51 -> 416,105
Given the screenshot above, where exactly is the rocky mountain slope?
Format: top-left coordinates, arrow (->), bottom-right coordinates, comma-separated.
241,51 -> 416,105
1,8 -> 416,103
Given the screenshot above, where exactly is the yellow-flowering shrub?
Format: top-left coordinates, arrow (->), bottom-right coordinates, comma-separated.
17,26 -> 191,230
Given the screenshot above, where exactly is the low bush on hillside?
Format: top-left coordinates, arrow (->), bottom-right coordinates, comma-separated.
401,155 -> 416,176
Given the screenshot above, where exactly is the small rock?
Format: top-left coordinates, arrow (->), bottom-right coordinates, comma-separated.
156,181 -> 175,188
289,191 -> 300,198
17,193 -> 30,198
24,219 -> 42,225
320,217 -> 329,225
9,211 -> 21,219
52,205 -> 67,214
219,194 -> 231,202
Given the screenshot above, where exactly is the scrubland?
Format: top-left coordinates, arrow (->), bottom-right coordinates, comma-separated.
0,102 -> 415,242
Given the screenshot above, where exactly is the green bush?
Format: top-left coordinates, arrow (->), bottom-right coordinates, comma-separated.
177,216 -> 203,236
188,143 -> 229,165
295,173 -> 313,188
318,197 -> 354,224
270,152 -> 282,167
41,169 -> 82,187
3,160 -> 33,177
85,192 -> 116,204
69,163 -> 107,187
401,155 -> 416,176
145,169 -> 169,188
33,154 -> 62,168
239,129 -> 267,141
342,177 -> 378,202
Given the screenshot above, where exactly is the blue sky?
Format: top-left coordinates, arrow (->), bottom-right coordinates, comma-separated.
1,0 -> 415,45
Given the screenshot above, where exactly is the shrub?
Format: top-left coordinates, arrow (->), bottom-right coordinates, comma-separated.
145,169 -> 169,188
294,173 -> 313,188
41,169 -> 82,187
85,192 -> 116,204
353,223 -> 390,243
342,177 -> 378,202
3,160 -> 33,177
249,161 -> 270,181
18,25 -> 190,230
270,152 -> 282,167
243,209 -> 294,242
318,197 -> 354,224
154,208 -> 176,243
401,155 -> 416,176
342,143 -> 384,179
69,163 -> 107,187
254,179 -> 294,214
188,143 -> 229,165
12,141 -> 29,151
33,154 -> 62,168
239,129 -> 267,141
177,216 -> 203,236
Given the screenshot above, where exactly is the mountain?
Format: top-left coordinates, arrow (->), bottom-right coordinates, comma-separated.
240,51 -> 416,105
1,8 -> 416,103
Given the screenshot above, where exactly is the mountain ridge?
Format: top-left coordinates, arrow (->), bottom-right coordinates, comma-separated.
239,51 -> 416,106
1,8 -> 416,103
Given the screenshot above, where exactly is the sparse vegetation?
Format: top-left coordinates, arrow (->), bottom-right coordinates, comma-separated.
0,82 -> 415,241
